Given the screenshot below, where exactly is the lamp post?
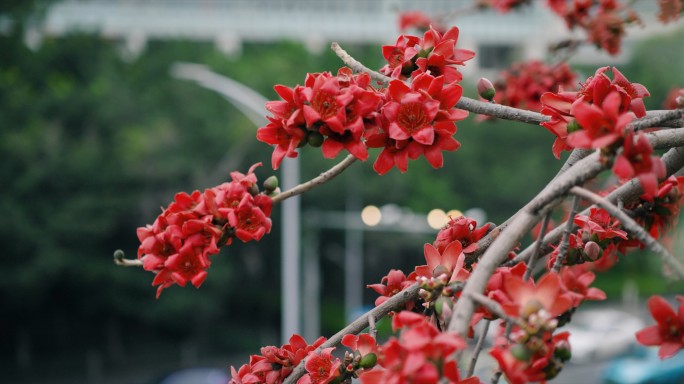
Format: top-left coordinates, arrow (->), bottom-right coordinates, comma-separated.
170,63 -> 302,344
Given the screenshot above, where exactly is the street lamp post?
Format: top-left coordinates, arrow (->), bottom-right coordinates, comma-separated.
170,63 -> 302,344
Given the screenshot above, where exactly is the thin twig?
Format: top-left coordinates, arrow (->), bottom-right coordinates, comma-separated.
449,145 -> 611,337
552,195 -> 581,272
113,250 -> 143,267
469,292 -> 521,326
271,155 -> 356,204
331,42 -> 391,84
330,42 -> 548,125
512,145 -> 684,265
569,186 -> 684,279
466,319 -> 490,378
368,314 -> 377,339
282,283 -> 421,384
524,212 -> 551,281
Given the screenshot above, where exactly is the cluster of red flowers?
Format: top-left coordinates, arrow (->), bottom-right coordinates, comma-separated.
628,175 -> 684,240
487,60 -> 577,112
546,175 -> 684,276
358,312 -> 477,384
136,163 -> 273,297
541,66 -> 666,200
636,295 -> 684,359
230,334 -> 326,384
368,215 -> 490,310
258,26 -> 474,175
547,207 -> 627,271
657,0 -> 682,24
398,11 -> 445,33
480,0 -> 532,14
547,0 -> 640,55
363,207 -> 622,382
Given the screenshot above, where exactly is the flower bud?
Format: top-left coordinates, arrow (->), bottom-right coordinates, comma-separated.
359,352 -> 377,369
435,295 -> 453,316
583,241 -> 602,261
248,183 -> 259,196
307,131 -> 324,147
554,339 -> 572,362
676,95 -> 684,108
263,175 -> 279,193
567,120 -> 582,133
477,77 -> 496,101
510,344 -> 531,362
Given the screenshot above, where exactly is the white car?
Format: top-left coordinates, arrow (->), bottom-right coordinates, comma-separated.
564,308 -> 645,364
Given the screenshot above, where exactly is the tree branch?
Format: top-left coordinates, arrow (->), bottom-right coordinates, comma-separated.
569,186 -> 684,279
551,195 -> 580,272
282,282 -> 421,384
513,145 -> 684,265
271,155 -> 357,204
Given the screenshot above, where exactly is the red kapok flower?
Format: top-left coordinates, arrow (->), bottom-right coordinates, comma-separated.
416,241 -> 469,284
398,10 -> 445,33
574,207 -> 628,242
369,73 -> 466,175
540,90 -> 579,159
566,91 -> 635,149
298,348 -> 342,384
613,132 -> 666,201
380,26 -> 474,82
485,0 -> 532,13
500,272 -> 574,319
492,60 -> 577,112
559,265 -> 607,307
636,295 -> 684,359
434,215 -> 491,254
359,311 -> 472,384
341,333 -> 378,361
658,0 -> 682,24
367,269 -> 415,308
257,116 -> 306,170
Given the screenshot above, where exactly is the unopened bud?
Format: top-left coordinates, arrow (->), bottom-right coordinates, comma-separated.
263,175 -> 279,193
419,288 -> 431,300
554,340 -> 572,362
248,183 -> 259,196
567,120 -> 582,133
113,249 -> 125,262
435,295 -> 453,316
477,77 -> 496,101
583,241 -> 602,261
307,131 -> 324,147
510,344 -> 531,362
359,352 -> 377,369
676,95 -> 684,108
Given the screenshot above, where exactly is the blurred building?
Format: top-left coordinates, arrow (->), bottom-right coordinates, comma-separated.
40,0 -> 673,75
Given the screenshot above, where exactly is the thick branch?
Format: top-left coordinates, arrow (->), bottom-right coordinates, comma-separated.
513,145 -> 684,264
570,186 -> 684,279
448,137 -> 624,336
283,283 -> 420,384
271,155 -> 356,204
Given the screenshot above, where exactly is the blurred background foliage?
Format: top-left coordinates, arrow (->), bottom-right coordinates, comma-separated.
2,4 -> 684,383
